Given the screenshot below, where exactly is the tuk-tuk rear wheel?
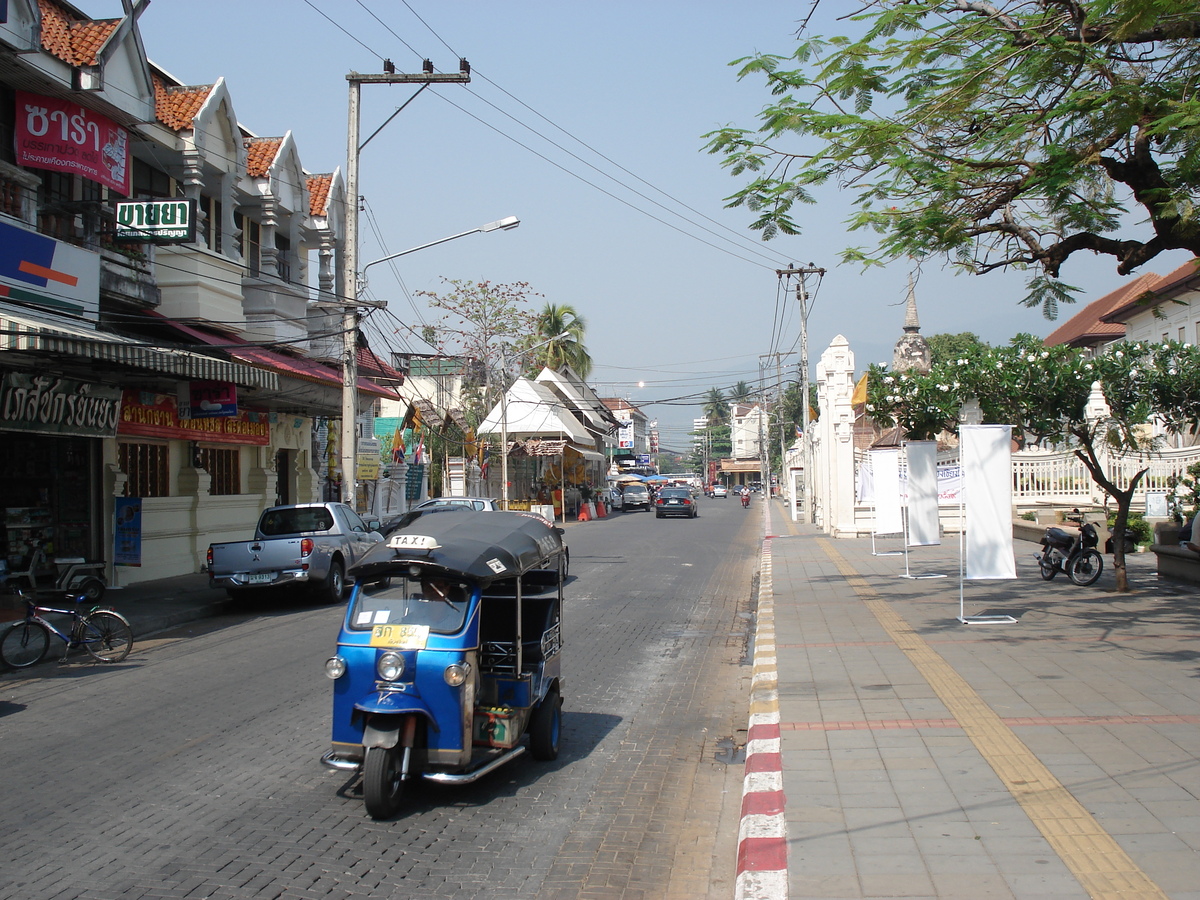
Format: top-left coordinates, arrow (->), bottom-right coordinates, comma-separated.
529,687 -> 562,761
362,746 -> 404,819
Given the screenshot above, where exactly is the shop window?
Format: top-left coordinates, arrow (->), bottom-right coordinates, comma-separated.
236,213 -> 261,276
0,84 -> 15,165
132,158 -> 173,199
198,447 -> 240,495
200,193 -> 223,253
119,443 -> 170,498
275,232 -> 290,280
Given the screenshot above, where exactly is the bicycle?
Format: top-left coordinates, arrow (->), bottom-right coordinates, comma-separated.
0,591 -> 133,668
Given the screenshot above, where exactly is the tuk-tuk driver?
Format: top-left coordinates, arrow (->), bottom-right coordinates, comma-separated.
409,576 -> 469,633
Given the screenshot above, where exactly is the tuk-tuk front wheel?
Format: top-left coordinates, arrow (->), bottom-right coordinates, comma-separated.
529,687 -> 562,761
362,746 -> 404,819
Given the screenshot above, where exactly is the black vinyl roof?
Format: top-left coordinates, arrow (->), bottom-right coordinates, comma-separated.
349,510 -> 564,586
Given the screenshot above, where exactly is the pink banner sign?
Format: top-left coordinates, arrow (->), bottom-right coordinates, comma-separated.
15,90 -> 130,196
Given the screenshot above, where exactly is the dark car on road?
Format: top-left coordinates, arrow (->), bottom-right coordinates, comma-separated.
655,487 -> 698,518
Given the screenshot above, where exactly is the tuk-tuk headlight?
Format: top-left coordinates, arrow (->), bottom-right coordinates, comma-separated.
324,655 -> 347,680
444,662 -> 471,687
377,651 -> 405,682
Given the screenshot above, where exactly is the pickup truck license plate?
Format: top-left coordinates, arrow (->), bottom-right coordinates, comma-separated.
247,572 -> 276,584
370,624 -> 430,650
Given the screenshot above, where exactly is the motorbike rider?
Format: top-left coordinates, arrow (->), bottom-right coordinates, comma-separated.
1179,516 -> 1200,553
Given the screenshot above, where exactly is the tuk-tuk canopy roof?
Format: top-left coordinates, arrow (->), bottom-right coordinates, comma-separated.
349,510 -> 564,586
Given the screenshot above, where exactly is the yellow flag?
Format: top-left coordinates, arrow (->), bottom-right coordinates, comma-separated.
851,373 -> 869,406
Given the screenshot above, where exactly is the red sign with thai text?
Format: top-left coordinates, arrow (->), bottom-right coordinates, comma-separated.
15,90 -> 130,196
118,391 -> 269,445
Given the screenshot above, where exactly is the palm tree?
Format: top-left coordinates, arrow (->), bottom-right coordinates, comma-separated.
703,387 -> 728,425
530,303 -> 592,378
728,380 -> 754,405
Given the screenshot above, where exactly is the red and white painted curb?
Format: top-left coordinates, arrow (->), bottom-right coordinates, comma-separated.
735,531 -> 788,899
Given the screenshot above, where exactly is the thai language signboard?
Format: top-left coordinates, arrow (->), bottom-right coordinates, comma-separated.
118,391 -> 270,445
15,90 -> 130,196
115,199 -> 197,243
0,372 -> 121,438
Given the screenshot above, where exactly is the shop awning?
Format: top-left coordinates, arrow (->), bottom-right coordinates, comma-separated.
0,306 -> 280,390
148,314 -> 398,400
569,443 -> 605,461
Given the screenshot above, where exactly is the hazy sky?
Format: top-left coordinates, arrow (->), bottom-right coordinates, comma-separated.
107,0 -> 1191,449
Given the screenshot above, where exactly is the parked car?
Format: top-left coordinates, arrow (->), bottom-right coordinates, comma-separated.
207,503 -> 384,602
413,497 -> 500,512
711,485 -> 729,499
655,487 -> 698,518
611,483 -> 651,512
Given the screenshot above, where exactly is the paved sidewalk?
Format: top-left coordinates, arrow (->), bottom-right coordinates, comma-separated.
0,570 -> 233,634
742,499 -> 1200,900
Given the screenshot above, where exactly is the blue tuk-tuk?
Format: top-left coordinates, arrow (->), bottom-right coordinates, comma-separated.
321,510 -> 566,819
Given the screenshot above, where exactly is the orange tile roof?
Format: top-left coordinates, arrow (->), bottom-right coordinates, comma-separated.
152,74 -> 214,131
38,0 -> 119,66
1042,273 -> 1161,348
245,138 -> 283,177
1103,258 -> 1200,324
307,174 -> 332,216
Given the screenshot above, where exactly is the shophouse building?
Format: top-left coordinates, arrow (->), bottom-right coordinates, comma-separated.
1,0 -> 395,589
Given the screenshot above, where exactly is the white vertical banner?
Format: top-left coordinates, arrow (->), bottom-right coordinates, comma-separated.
870,448 -> 903,536
906,441 -> 940,546
962,425 -> 1016,579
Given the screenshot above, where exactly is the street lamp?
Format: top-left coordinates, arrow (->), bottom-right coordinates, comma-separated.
494,331 -> 570,510
338,216 -> 520,509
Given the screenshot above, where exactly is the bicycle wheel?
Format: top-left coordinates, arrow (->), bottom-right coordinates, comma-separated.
1,621 -> 50,669
80,610 -> 133,663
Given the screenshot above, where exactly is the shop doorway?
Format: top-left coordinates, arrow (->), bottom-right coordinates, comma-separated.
1,435 -> 100,571
275,449 -> 294,506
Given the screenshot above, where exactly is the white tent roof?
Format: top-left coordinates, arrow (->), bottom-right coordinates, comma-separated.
479,377 -> 592,444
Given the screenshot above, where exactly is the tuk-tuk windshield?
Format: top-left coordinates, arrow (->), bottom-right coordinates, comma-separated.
351,576 -> 473,635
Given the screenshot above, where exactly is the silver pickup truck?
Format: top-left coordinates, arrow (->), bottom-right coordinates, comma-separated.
206,503 -> 384,602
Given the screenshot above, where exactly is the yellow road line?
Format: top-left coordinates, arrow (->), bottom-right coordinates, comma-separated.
816,537 -> 1168,900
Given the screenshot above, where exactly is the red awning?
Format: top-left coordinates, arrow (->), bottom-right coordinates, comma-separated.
147,314 -> 398,400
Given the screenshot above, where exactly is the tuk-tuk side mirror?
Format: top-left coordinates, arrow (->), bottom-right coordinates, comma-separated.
554,527 -> 565,536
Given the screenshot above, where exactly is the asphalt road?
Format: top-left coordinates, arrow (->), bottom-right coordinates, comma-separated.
0,493 -> 759,900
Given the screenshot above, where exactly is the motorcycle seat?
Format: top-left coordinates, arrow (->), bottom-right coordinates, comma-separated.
1044,527 -> 1074,543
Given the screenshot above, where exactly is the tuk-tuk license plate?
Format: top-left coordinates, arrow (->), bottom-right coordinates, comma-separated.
370,624 -> 430,650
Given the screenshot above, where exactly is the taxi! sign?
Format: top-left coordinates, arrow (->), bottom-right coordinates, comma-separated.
386,533 -> 440,551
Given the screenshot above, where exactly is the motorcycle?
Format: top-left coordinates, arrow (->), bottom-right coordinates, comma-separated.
1035,519 -> 1103,586
740,491 -> 750,509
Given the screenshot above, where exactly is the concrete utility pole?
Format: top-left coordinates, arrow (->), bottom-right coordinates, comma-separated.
340,63 -> 470,509
776,264 -> 826,522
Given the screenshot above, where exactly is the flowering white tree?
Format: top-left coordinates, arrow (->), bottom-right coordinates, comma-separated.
868,336 -> 1200,591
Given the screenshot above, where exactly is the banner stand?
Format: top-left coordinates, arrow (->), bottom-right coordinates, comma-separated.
870,448 -> 904,555
956,493 -> 1016,625
900,509 -> 946,579
871,502 -> 903,556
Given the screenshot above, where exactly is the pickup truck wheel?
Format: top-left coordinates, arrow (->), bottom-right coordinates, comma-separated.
320,560 -> 345,604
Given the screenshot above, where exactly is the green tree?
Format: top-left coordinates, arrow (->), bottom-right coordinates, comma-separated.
926,333 -> 990,367
703,387 -> 729,425
729,380 -> 754,404
705,1 -> 1200,317
528,302 -> 592,379
868,336 -> 1200,591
